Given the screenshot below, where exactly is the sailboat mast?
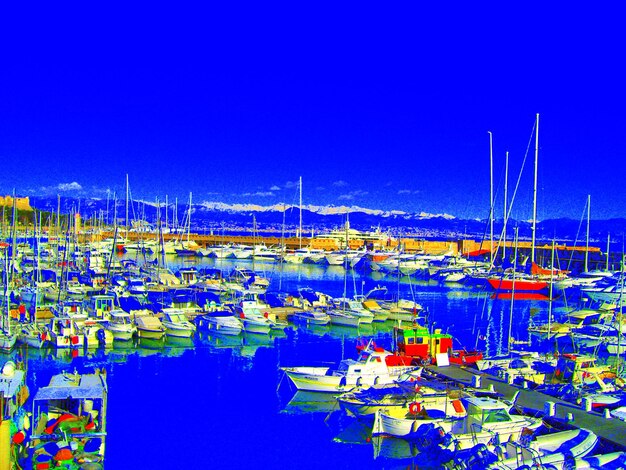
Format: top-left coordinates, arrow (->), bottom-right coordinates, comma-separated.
507,227 -> 518,354
585,194 -> 590,273
503,151 -> 509,260
125,174 -> 130,239
165,195 -> 169,233
299,176 -> 302,249
607,233 -> 611,271
548,239 -> 555,339
187,192 -> 192,244
488,131 -> 494,267
531,113 -> 539,265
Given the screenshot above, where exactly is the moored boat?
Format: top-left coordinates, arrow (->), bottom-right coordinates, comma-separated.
161,308 -> 196,338
195,310 -> 243,336
281,347 -> 420,393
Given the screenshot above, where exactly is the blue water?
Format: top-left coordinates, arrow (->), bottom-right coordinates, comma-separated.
9,256 -> 575,469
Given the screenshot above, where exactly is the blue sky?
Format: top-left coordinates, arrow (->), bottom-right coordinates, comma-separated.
0,5 -> 623,220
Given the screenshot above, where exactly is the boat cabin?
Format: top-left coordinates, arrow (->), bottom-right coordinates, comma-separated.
88,295 -> 116,320
448,396 -> 513,435
553,353 -> 613,385
394,324 -> 453,361
177,267 -> 199,285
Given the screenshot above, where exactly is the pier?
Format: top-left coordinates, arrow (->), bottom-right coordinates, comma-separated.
427,364 -> 626,450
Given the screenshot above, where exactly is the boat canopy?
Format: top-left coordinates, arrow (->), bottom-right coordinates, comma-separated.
33,373 -> 107,402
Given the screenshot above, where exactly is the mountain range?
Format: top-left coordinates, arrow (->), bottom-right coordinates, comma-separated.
26,196 -> 626,247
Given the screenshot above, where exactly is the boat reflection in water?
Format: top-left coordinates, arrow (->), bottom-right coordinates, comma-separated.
281,391 -> 339,415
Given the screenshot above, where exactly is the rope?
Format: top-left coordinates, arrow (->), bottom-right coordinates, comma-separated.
490,118 -> 537,268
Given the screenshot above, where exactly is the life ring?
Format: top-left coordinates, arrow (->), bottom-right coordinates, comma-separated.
409,402 -> 421,415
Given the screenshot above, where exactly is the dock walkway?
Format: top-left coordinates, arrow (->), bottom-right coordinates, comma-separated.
427,364 -> 626,450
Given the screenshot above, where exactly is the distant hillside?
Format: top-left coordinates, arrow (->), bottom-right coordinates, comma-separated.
27,196 -> 626,246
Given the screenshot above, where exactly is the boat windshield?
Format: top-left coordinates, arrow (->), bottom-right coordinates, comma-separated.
167,313 -> 187,323
482,408 -> 511,423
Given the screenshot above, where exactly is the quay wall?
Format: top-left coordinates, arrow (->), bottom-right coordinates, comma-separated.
74,231 -> 602,259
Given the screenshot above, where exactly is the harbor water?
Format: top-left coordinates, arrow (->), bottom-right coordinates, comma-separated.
6,255 -> 576,469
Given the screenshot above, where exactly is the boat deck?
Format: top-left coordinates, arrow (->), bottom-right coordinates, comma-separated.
426,364 -> 626,450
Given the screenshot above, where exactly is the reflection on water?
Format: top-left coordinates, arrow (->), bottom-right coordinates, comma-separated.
281,391 -> 339,415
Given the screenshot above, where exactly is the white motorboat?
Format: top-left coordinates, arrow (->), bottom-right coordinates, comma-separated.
161,308 -> 196,338
327,308 -> 362,327
442,395 -> 542,451
195,311 -> 243,336
281,348 -> 419,393
135,314 -> 167,340
237,310 -> 272,335
106,311 -> 137,341
290,309 -> 331,326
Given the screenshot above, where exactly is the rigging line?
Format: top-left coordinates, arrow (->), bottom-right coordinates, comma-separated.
490,118 -> 537,268
565,200 -> 588,272
478,161 -> 507,253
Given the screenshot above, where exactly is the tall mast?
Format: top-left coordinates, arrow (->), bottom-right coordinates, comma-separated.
56,194 -> 61,242
531,113 -> 539,265
503,151 -> 509,260
488,131 -> 494,266
507,226 -> 518,354
299,176 -> 302,249
607,233 -> 611,272
187,192 -> 192,244
165,195 -> 169,232
113,192 -> 117,230
548,238 -> 555,339
125,173 -> 129,239
585,194 -> 590,273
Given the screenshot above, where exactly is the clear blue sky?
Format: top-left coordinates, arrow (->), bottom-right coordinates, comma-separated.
0,4 -> 623,220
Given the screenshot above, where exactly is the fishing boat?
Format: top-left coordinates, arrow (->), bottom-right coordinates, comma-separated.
371,395 -> 467,437
195,310 -> 243,336
281,347 -> 420,393
0,360 -> 28,468
340,377 -> 465,420
161,308 -> 196,338
29,369 -> 107,469
82,319 -> 114,348
47,316 -> 84,349
18,322 -> 50,349
394,323 -> 480,366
